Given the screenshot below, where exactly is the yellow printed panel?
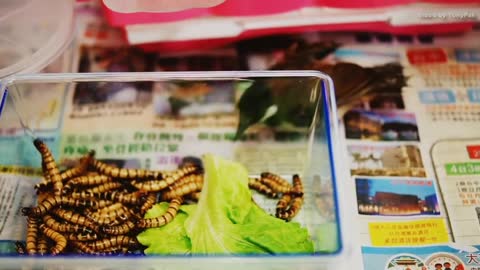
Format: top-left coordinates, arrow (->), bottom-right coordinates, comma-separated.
0,165 -> 42,177
368,219 -> 449,246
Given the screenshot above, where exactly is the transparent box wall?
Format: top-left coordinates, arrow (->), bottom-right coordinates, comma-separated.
0,71 -> 350,270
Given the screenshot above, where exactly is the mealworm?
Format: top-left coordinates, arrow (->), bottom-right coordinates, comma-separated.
52,208 -> 98,232
34,139 -> 63,196
39,224 -> 67,255
137,198 -> 183,229
276,196 -> 304,221
22,196 -> 97,216
15,241 -> 26,255
131,166 -> 198,192
139,193 -> 157,215
25,217 -> 38,255
84,182 -> 122,194
37,234 -> 49,256
101,220 -> 136,235
60,151 -> 95,181
43,214 -> 93,234
91,159 -> 163,180
275,194 -> 292,216
248,178 -> 278,198
63,175 -> 112,193
161,179 -> 203,201
88,235 -> 138,251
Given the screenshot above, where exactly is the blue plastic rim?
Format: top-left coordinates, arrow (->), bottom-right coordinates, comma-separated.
0,88 -> 6,118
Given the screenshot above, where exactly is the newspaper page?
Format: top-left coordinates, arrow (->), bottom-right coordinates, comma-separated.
237,30 -> 480,270
356,37 -> 480,268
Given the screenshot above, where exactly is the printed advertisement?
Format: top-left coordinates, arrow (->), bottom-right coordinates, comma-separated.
362,245 -> 480,270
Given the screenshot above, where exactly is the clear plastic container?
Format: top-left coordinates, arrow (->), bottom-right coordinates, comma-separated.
0,71 -> 353,269
0,0 -> 75,78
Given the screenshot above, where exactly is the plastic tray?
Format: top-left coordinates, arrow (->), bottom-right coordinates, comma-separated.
0,0 -> 74,78
0,71 -> 353,270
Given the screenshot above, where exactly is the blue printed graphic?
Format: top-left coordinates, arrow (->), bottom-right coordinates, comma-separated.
0,133 -> 60,168
455,48 -> 480,63
467,89 -> 480,103
419,90 -> 456,104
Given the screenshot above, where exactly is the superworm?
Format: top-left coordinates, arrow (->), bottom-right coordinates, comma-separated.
39,224 -> 67,255
65,232 -> 98,241
248,178 -> 278,198
89,200 -> 115,210
15,241 -> 26,255
84,182 -> 122,194
92,191 -> 144,205
168,173 -> 203,189
25,217 -> 38,255
102,220 -> 136,235
139,193 -> 157,215
70,241 -> 96,255
276,196 -> 304,221
91,159 -> 163,180
34,177 -> 51,194
275,194 -> 292,216
161,179 -> 203,201
88,235 -> 138,251
137,198 -> 183,229
60,151 -> 95,181
131,166 -> 198,192
43,214 -> 93,234
22,196 -> 98,216
51,208 -> 98,232
63,175 -> 112,193
37,234 -> 49,256
261,172 -> 292,189
259,175 -> 292,194
34,139 -> 63,196
71,241 -> 125,256
91,205 -> 130,223
95,203 -> 124,214
291,174 -> 304,197
187,192 -> 201,201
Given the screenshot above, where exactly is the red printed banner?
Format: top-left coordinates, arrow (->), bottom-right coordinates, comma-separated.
467,145 -> 480,159
407,48 -> 448,65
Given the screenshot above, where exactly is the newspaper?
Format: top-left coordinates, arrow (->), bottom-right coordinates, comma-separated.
236,29 -> 480,269
1,4 -> 480,268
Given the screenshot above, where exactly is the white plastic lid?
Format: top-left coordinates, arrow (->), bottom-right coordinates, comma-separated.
0,0 -> 75,78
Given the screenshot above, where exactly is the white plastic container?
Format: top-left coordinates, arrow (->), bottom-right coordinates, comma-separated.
0,71 -> 354,270
0,0 -> 75,78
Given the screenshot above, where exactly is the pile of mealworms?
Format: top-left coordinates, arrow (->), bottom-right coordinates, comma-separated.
16,139 -> 304,256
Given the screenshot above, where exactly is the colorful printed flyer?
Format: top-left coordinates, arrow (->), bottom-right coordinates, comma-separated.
432,139 -> 480,244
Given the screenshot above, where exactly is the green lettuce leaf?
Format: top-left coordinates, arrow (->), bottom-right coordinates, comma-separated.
138,154 -> 314,255
137,202 -> 196,255
184,154 -> 313,255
